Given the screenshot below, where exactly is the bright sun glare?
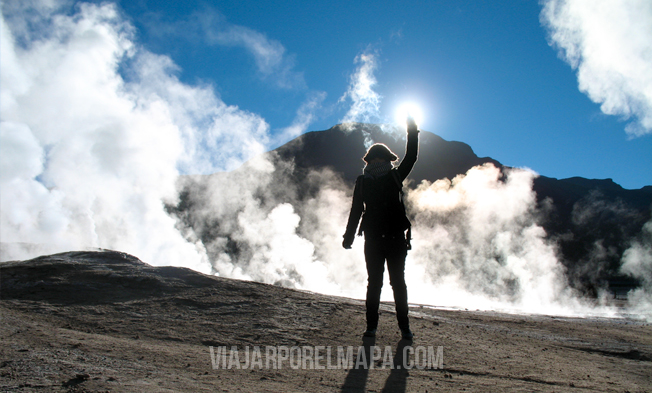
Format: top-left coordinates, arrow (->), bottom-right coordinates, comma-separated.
395,102 -> 424,129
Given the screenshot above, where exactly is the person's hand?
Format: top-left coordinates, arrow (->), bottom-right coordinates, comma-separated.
407,115 -> 418,134
342,234 -> 354,249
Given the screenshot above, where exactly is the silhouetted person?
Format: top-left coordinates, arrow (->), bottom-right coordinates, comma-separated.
343,116 -> 419,340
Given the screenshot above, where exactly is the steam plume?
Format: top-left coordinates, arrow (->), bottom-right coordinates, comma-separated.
405,164 -> 584,314
339,49 -> 383,125
0,2 -> 270,270
621,220 -> 652,319
2,1 -> 648,321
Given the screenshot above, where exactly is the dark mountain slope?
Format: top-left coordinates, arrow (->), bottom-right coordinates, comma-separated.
271,124 -> 651,293
170,123 -> 651,297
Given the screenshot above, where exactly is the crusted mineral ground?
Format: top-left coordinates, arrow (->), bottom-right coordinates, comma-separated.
1,250 -> 650,392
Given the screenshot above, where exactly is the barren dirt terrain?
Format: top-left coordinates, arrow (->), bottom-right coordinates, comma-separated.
1,250 -> 650,392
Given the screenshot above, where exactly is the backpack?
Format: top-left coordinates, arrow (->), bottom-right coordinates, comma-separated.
357,170 -> 413,249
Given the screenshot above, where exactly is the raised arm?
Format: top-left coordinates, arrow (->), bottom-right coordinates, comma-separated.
397,116 -> 420,181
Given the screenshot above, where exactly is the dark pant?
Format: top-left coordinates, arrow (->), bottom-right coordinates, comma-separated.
364,232 -> 409,331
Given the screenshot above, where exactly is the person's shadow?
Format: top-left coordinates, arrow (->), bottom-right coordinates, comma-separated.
340,336 -> 375,392
340,338 -> 411,393
381,339 -> 411,393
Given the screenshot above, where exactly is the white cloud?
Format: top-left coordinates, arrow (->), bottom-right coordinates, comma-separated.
275,91 -> 327,142
541,0 -> 652,137
189,10 -> 306,90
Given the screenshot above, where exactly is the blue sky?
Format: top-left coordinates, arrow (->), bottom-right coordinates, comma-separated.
105,0 -> 652,189
2,0 -> 651,191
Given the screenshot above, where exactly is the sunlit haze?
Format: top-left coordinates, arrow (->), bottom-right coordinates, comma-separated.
395,102 -> 425,129
1,0 -> 651,320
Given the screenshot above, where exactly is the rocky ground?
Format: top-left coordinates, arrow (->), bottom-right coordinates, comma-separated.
1,250 -> 650,392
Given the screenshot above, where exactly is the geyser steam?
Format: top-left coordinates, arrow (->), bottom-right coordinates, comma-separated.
405,164 -> 581,314
2,1 -> 650,321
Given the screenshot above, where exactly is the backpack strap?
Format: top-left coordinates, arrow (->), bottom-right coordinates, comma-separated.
356,175 -> 365,236
390,170 -> 404,202
391,170 -> 412,250
405,227 -> 412,250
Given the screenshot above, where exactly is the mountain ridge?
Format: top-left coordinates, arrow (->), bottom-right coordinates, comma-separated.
271,123 -> 502,186
272,123 -> 650,192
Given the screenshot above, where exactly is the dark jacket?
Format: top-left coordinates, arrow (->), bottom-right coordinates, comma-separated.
344,130 -> 419,243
